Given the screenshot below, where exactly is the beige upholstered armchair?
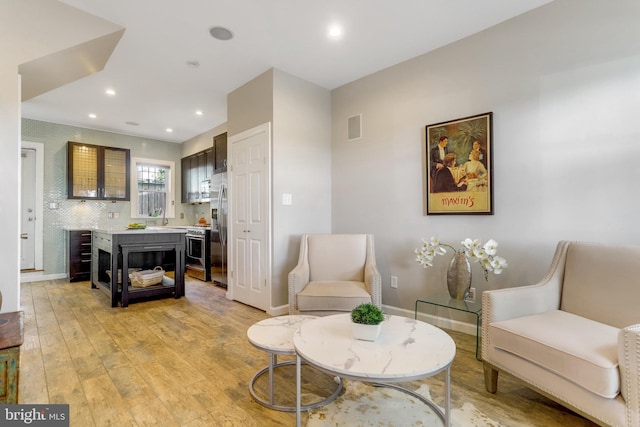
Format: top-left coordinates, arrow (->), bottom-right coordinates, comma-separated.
288,234 -> 382,316
482,241 -> 640,427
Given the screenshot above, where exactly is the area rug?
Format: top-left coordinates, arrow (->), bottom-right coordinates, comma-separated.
305,380 -> 504,427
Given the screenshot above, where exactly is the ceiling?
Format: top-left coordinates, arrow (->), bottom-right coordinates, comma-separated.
20,0 -> 554,144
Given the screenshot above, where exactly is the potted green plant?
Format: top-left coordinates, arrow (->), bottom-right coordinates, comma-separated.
351,303 -> 385,341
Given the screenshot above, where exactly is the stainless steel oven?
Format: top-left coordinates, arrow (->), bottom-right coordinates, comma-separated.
185,226 -> 211,281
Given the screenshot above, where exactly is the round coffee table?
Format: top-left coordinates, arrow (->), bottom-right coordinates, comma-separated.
293,313 -> 456,426
246,315 -> 343,412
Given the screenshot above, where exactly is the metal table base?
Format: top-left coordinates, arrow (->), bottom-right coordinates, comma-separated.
249,353 -> 343,412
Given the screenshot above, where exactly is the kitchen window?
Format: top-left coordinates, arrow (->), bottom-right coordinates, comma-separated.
130,158 -> 175,219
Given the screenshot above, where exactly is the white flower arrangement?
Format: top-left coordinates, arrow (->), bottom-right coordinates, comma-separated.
415,236 -> 508,280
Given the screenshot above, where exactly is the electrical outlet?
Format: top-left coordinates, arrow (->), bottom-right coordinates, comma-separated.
465,287 -> 476,303
390,276 -> 398,289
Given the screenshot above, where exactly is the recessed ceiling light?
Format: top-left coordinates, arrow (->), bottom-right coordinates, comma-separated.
105,88 -> 116,96
328,24 -> 343,40
88,113 -> 97,119
195,110 -> 203,116
166,128 -> 173,133
209,26 -> 233,41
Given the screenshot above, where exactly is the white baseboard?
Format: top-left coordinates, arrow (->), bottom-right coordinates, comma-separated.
382,304 -> 478,337
266,303 -> 478,337
20,272 -> 67,283
269,304 -> 289,316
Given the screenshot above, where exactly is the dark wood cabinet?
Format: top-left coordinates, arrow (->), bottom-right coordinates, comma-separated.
180,139 -> 222,203
189,154 -> 201,200
69,229 -> 92,282
67,141 -> 130,201
213,132 -> 227,173
204,148 -> 214,178
181,157 -> 191,203
181,152 -> 210,203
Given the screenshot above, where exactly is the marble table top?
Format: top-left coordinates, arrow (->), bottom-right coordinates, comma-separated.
247,315 -> 318,354
293,313 -> 456,382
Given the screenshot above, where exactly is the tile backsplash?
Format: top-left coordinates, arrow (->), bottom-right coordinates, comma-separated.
22,118 -> 204,276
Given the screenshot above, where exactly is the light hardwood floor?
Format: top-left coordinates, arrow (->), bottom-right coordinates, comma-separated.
18,278 -> 598,426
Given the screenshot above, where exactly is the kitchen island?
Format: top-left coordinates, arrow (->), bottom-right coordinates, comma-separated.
91,227 -> 186,307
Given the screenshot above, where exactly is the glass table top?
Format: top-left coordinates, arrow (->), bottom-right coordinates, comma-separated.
415,294 -> 482,314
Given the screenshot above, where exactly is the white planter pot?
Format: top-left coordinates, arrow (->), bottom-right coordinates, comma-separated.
351,322 -> 382,341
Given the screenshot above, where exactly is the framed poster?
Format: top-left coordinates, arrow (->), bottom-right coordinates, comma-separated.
424,112 -> 493,215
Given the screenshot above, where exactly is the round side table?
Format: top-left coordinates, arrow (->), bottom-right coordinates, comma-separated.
247,315 -> 343,412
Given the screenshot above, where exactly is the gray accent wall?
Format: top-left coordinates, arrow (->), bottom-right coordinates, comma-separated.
6,0 -> 639,320
330,0 -> 640,313
228,68 -> 331,310
272,69 -> 332,307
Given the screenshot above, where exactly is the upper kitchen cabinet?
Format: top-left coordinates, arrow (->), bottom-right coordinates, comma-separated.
204,147 -> 214,178
180,133 -> 226,204
213,132 -> 227,173
181,156 -> 191,203
181,148 -> 213,203
67,141 -> 130,200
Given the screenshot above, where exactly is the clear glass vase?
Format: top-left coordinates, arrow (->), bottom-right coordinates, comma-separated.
447,252 -> 472,300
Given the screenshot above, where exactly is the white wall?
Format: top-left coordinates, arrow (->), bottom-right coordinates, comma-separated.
227,69 -> 274,137
0,65 -> 21,312
227,68 -> 332,310
272,69 -> 331,306
331,0 -> 640,312
181,123 -> 227,158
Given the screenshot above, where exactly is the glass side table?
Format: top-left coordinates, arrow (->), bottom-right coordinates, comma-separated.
414,295 -> 482,360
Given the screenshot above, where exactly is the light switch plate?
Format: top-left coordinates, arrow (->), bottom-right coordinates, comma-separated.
282,193 -> 292,205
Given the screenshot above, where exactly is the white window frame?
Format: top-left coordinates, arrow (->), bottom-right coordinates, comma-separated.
130,157 -> 176,219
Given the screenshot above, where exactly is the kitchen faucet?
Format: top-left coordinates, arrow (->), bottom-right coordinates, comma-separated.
150,207 -> 168,226
159,207 -> 168,226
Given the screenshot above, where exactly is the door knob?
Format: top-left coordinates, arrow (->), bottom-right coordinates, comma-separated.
20,233 -> 28,239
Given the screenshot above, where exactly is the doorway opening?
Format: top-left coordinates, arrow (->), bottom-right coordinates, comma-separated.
21,141 -> 44,275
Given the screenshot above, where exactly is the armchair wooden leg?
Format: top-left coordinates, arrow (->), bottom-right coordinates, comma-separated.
483,363 -> 498,393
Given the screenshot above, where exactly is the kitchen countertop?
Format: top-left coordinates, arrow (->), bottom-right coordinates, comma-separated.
64,226 -> 191,232
92,227 -> 187,234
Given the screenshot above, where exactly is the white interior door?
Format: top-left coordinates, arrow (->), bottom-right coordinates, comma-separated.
21,148 -> 37,270
229,123 -> 271,311
20,141 -> 44,274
